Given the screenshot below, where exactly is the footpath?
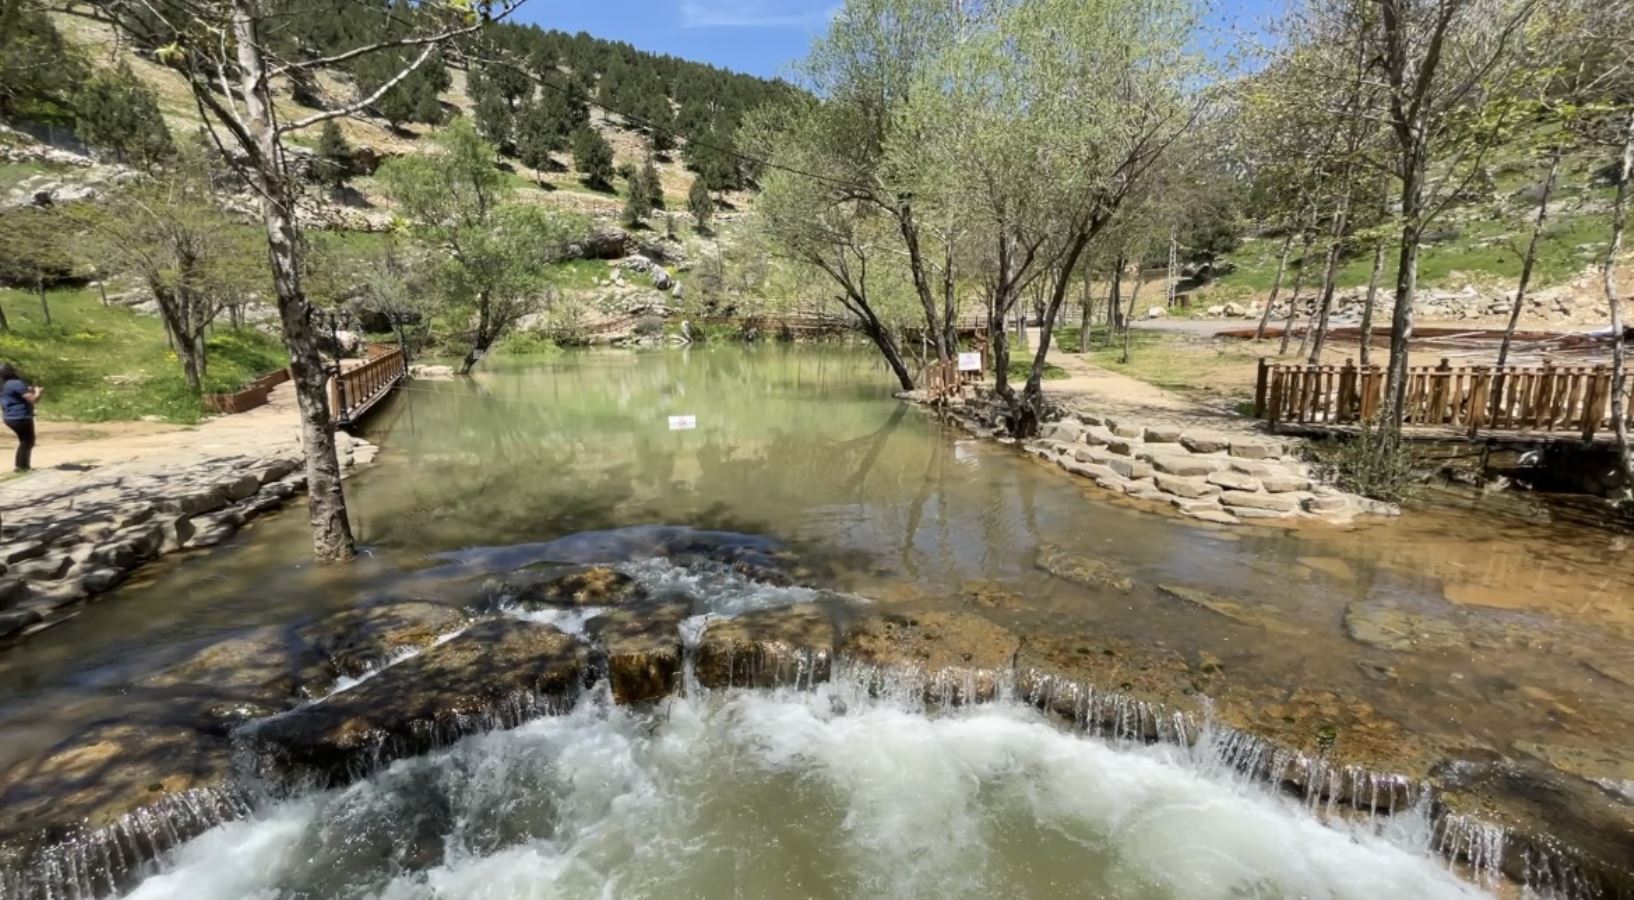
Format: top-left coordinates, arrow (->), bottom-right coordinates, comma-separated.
0,383 -> 377,641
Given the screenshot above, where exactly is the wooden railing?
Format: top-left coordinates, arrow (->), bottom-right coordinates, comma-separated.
1254,358 -> 1633,439
330,345 -> 407,426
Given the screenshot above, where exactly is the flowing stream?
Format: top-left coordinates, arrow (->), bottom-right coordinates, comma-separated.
1,346 -> 1630,898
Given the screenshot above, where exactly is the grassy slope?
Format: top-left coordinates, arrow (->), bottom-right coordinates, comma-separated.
0,287 -> 286,423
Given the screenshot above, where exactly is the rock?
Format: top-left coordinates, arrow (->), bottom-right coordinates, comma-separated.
1303,495 -> 1352,514
1218,490 -> 1302,512
1107,437 -> 1140,456
1228,459 -> 1276,476
1185,508 -> 1240,525
1513,741 -> 1634,802
252,619 -> 590,783
650,265 -> 673,291
158,515 -> 196,553
0,722 -> 232,859
1015,633 -> 1203,740
1059,458 -> 1115,481
220,473 -> 261,502
298,602 -> 468,683
1261,474 -> 1312,493
78,565 -> 126,594
0,576 -> 29,609
571,226 -> 631,259
1071,445 -> 1113,464
1106,457 -> 1153,480
1144,306 -> 1167,319
839,611 -> 1019,702
1228,438 -> 1282,460
1142,425 -> 1182,443
1343,603 -> 1465,652
409,364 -> 455,380
1169,497 -> 1221,514
506,565 -> 644,608
2,541 -> 46,565
1146,454 -> 1223,476
10,554 -> 72,580
184,510 -> 241,548
1094,475 -> 1132,493
1207,470 -> 1261,492
1223,302 -> 1246,317
1225,506 -> 1295,520
1034,544 -> 1134,591
1041,420 -> 1085,443
587,602 -> 689,704
694,604 -> 835,689
1109,420 -> 1145,438
140,629 -> 322,702
1206,304 -> 1226,317
1154,473 -> 1221,499
1179,430 -> 1231,454
161,486 -> 229,518
0,608 -> 43,638
1082,425 -> 1116,446
1157,585 -> 1307,635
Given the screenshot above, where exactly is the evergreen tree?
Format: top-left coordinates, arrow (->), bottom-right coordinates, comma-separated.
311,120 -> 354,188
623,164 -> 653,226
354,48 -> 449,129
1,6 -> 86,123
74,63 -> 174,168
641,153 -> 664,209
687,176 -> 713,230
472,79 -> 515,152
571,126 -> 614,189
515,100 -> 564,179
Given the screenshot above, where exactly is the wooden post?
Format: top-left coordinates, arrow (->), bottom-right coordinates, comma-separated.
1254,358 -> 1270,418
1467,366 -> 1490,438
1431,358 -> 1452,427
1583,366 -> 1607,442
1266,367 -> 1284,429
1337,359 -> 1357,422
97,281 -> 109,308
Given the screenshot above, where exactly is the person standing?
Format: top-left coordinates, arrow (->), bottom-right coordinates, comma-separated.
0,363 -> 41,472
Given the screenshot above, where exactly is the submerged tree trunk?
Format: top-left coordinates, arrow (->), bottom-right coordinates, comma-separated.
1254,231 -> 1296,341
233,0 -> 356,563
1278,233 -> 1314,356
459,292 -> 494,375
1604,111 -> 1633,502
1498,145 -> 1564,368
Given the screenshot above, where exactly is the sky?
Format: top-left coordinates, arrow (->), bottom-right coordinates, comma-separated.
512,0 -> 1289,82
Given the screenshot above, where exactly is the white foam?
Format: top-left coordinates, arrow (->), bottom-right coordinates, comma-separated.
126,681 -> 1492,899
505,605 -> 608,637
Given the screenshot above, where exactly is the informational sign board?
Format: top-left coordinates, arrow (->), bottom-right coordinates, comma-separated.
668,415 -> 697,431
957,351 -> 983,372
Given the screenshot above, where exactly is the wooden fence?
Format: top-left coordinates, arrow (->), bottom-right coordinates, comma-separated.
330,345 -> 407,426
1254,358 -> 1634,440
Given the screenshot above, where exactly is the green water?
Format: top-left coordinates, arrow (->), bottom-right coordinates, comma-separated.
0,345 -> 1630,810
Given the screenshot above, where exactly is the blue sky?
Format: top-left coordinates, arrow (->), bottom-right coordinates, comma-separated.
514,0 -> 1287,81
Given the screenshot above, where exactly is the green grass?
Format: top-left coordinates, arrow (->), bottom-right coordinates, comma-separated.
1005,358 -> 1068,381
1079,329 -> 1266,399
543,258 -> 612,290
0,160 -> 70,192
0,287 -> 286,423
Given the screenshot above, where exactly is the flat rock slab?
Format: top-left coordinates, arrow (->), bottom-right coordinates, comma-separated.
840,611 -> 1019,701
1156,584 -> 1307,636
1154,473 -> 1221,499
1180,431 -> 1231,454
298,601 -> 468,683
694,603 -> 836,689
1034,544 -> 1134,591
252,618 -> 589,784
506,565 -> 645,608
1146,455 -> 1223,477
1015,633 -> 1206,740
1220,490 -> 1303,512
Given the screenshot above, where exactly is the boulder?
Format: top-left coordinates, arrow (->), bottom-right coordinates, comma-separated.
1034,544 -> 1134,591
1228,438 -> 1282,460
1107,438 -> 1140,456
650,265 -> 673,291
1223,302 -> 1246,317
1142,425 -> 1182,443
1145,306 -> 1167,319
694,603 -> 835,689
1185,508 -> 1240,525
1206,304 -> 1226,317
1106,457 -> 1153,480
1082,425 -> 1116,446
1260,474 -> 1312,493
1154,473 -> 1221,499
140,628 -> 323,703
839,611 -> 1019,702
1072,445 -> 1113,464
252,619 -> 590,784
1041,420 -> 1086,443
571,227 -> 632,260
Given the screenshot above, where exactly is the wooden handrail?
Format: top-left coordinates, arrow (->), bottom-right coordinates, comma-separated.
1252,357 -> 1632,439
329,344 -> 407,425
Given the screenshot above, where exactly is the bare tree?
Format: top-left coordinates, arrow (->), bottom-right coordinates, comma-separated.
87,0 -> 518,562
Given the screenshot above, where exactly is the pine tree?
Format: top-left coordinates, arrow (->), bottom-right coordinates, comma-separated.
622,164 -> 653,226
687,176 -> 713,230
311,120 -> 354,189
515,100 -> 563,180
74,63 -> 174,168
641,153 -> 664,209
571,126 -> 614,189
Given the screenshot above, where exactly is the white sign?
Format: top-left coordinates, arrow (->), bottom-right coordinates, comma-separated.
668,415 -> 697,431
956,351 -> 983,372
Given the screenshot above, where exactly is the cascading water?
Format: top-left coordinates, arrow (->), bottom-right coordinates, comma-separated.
114,675 -> 1491,900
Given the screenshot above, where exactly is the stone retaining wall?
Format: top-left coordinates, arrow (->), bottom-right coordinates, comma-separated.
0,434 -> 380,642
950,399 -> 1396,525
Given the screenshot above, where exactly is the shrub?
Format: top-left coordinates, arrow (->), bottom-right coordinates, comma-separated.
1306,423 -> 1423,504
74,63 -> 174,168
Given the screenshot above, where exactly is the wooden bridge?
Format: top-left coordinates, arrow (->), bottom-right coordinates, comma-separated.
1254,358 -> 1633,443
329,344 -> 408,427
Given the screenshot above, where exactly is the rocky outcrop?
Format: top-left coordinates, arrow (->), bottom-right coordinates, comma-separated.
589,602 -> 690,704
1034,544 -> 1134,591
0,435 -> 379,645
839,611 -> 1020,703
251,618 -> 590,785
693,603 -> 835,689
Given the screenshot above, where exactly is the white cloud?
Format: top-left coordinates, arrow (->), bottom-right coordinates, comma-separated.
678,0 -> 835,28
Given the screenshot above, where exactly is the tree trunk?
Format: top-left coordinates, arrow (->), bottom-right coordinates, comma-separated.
895,200 -> 950,365
0,295 -> 9,331
1106,255 -> 1125,338
941,240 -> 958,355
1603,111 -> 1633,502
1383,148 -> 1428,433
233,0 -> 355,563
1278,233 -> 1314,356
1358,240 -> 1385,368
1497,145 -> 1564,368
37,282 -> 50,326
1120,262 -> 1145,365
1254,230 -> 1296,341
1077,268 -> 1093,353
459,292 -> 494,374
1306,191 -> 1354,363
